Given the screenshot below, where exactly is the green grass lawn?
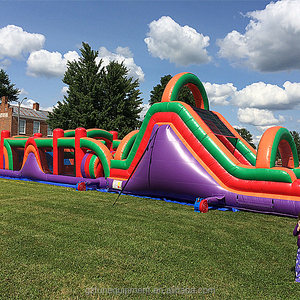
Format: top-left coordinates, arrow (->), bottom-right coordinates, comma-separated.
0,178 -> 299,299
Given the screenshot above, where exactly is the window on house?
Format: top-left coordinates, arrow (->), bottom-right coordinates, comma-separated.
33,121 -> 40,134
47,126 -> 53,137
19,119 -> 26,134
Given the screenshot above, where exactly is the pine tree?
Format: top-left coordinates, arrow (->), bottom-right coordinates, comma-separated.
47,42 -> 143,138
0,69 -> 20,102
48,42 -> 103,130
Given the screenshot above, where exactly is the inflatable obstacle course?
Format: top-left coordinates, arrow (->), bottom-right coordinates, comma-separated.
1,72 -> 300,217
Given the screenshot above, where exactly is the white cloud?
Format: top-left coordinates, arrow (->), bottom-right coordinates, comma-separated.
0,59 -> 11,69
98,46 -> 145,82
0,25 -> 44,60
203,80 -> 300,111
20,98 -> 54,112
18,88 -> 28,97
26,45 -> 144,81
20,98 -> 35,109
253,135 -> 262,147
26,50 -> 79,78
217,0 -> 300,72
230,81 -> 300,110
237,108 -> 285,132
41,105 -> 55,112
61,86 -> 68,95
139,103 -> 150,120
203,82 -> 236,106
115,46 -> 132,57
145,16 -> 211,66
203,79 -> 300,128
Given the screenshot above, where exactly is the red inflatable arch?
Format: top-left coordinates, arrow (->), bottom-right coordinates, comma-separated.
161,72 -> 209,110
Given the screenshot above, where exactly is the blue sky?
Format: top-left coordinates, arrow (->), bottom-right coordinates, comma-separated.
1,0 -> 300,145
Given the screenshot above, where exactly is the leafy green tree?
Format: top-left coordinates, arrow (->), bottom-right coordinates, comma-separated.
149,74 -> 195,106
235,127 -> 256,149
47,42 -> 143,138
0,69 -> 20,102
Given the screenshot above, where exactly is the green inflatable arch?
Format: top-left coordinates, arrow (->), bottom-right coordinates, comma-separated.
256,126 -> 299,168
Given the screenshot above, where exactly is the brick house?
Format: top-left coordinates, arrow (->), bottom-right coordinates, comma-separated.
0,96 -> 52,137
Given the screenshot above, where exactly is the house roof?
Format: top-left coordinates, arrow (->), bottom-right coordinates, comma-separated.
12,105 -> 49,120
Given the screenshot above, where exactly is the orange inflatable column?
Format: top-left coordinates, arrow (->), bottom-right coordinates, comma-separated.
53,128 -> 64,175
75,127 -> 87,177
0,130 -> 10,169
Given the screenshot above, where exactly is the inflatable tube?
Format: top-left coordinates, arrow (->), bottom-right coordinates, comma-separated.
80,137 -> 113,178
80,152 -> 104,179
3,146 -> 8,170
114,130 -> 139,160
64,130 -> 75,137
3,140 -> 13,170
87,129 -> 113,149
89,155 -> 103,179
